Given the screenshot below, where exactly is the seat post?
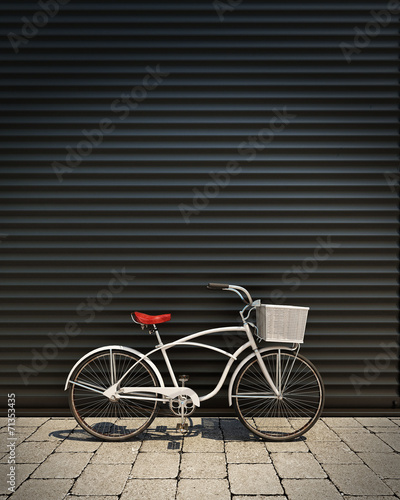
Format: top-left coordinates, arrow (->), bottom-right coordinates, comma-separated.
153,325 -> 163,346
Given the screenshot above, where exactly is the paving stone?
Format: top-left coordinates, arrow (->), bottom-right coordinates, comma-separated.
187,416 -> 221,433
233,497 -> 287,500
0,427 -> 36,450
0,463 -> 38,495
68,497 -> 119,500
228,463 -> 284,495
180,452 -> 226,478
13,441 -> 59,463
25,419 -> 76,442
306,441 -> 362,464
145,417 -> 185,434
343,497 -> 396,500
358,452 -> 400,479
177,478 -> 230,500
355,417 -> 397,427
9,478 -> 73,500
265,439 -> 309,453
50,416 -> 75,419
220,418 -> 258,441
384,479 -> 400,496
367,426 -> 400,433
0,419 -> 7,428
121,479 -> 177,500
390,418 -> 400,426
282,478 -> 343,500
322,417 -> 364,429
0,435 -> 11,455
130,452 -> 179,478
16,427 -> 39,445
253,417 -> 293,435
272,451 -> 326,478
288,419 -> 341,442
182,431 -> 223,452
333,426 -> 370,437
91,441 -> 140,463
141,417 -> 187,451
181,418 -> 223,452
54,429 -> 102,453
323,463 -> 393,496
15,417 -> 50,427
72,463 -> 131,495
31,452 -> 92,478
141,434 -> 183,452
225,441 -> 271,463
376,432 -> 400,452
338,431 -> 393,452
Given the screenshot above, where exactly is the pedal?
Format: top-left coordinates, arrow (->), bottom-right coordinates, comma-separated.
178,374 -> 189,384
176,422 -> 189,432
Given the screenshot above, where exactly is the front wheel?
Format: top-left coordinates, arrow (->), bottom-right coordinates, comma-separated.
233,350 -> 325,441
68,349 -> 159,441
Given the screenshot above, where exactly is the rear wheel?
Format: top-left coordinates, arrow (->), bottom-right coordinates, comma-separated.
233,350 -> 324,441
68,349 -> 159,441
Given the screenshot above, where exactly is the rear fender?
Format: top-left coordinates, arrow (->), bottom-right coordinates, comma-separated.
64,345 -> 164,390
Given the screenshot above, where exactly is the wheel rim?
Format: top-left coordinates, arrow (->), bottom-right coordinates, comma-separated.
70,351 -> 158,439
234,352 -> 324,439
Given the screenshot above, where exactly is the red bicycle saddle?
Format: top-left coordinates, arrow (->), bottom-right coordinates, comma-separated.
134,311 -> 171,325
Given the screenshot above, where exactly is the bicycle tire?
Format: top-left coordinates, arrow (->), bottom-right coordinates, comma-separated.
233,350 -> 325,441
68,349 -> 159,441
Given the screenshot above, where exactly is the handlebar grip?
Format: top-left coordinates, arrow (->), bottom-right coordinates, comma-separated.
207,283 -> 230,290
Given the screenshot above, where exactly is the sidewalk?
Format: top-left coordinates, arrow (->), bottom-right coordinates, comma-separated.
1,416 -> 400,499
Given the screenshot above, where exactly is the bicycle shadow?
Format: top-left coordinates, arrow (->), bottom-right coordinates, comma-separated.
50,417 -> 306,449
49,417 -> 224,445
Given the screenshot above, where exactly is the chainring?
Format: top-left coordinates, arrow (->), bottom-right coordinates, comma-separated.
169,395 -> 196,417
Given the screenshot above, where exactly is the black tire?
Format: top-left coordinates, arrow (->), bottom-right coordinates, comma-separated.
68,349 -> 159,441
233,350 -> 325,441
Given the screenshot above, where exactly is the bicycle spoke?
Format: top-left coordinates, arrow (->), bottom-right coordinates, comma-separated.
233,351 -> 324,440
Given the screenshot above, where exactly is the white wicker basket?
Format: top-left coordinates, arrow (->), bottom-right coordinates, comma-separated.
255,304 -> 309,343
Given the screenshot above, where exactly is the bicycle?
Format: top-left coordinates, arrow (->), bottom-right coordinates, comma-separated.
65,283 -> 325,441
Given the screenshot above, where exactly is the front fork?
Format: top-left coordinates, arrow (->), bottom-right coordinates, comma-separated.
244,323 -> 282,398
253,347 -> 281,397
245,323 -> 301,399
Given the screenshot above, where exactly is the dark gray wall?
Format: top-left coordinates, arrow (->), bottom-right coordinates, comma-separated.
0,0 -> 399,415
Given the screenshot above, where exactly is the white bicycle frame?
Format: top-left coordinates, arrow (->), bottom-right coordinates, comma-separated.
99,323 -> 298,407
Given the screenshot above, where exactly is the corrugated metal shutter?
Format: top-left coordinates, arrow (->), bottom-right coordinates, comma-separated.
0,0 -> 398,416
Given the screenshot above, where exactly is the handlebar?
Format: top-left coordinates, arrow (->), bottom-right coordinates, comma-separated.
207,283 -> 230,290
207,283 -> 253,305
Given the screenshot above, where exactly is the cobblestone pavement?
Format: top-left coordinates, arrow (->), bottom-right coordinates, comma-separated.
1,416 -> 400,499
